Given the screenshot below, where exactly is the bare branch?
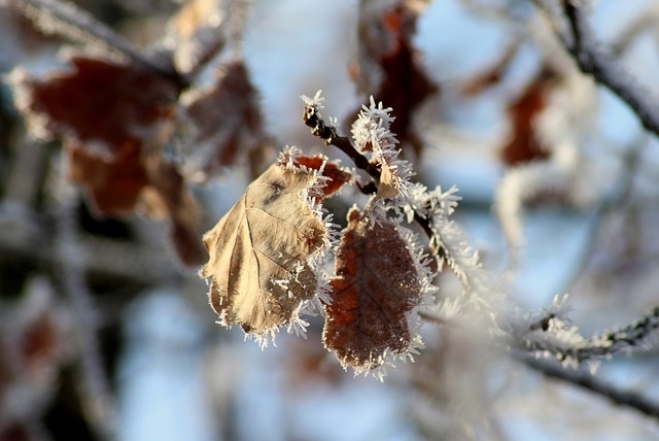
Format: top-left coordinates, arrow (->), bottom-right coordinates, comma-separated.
532,0 -> 659,137
420,311 -> 659,421
514,305 -> 659,365
518,354 -> 659,421
302,101 -> 380,180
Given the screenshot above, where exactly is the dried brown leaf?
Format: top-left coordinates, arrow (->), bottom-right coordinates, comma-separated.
142,156 -> 207,266
501,68 -> 556,166
9,54 -> 208,265
282,154 -> 352,202
376,163 -> 400,199
12,55 -> 178,154
179,60 -> 272,181
67,140 -> 149,215
352,2 -> 438,159
200,151 -> 328,338
11,55 -> 179,214
323,208 -> 425,372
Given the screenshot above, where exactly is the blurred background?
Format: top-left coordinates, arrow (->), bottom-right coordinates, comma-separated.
2,0 -> 659,439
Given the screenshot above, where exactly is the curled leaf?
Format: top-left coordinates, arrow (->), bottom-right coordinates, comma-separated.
323,207 -> 433,375
200,150 -> 335,342
280,153 -> 352,202
377,162 -> 400,199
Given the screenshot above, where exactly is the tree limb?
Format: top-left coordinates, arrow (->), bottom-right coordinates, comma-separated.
517,353 -> 659,421
532,0 -> 659,137
420,310 -> 659,422
302,99 -> 439,251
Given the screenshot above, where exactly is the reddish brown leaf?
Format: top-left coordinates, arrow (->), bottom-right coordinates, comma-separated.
11,55 -> 178,215
323,208 -> 424,371
200,150 -> 328,339
69,142 -> 205,264
282,154 -> 352,201
0,278 -> 68,429
10,54 -> 207,265
67,140 -> 149,215
13,55 -> 178,154
352,3 -> 438,159
501,68 -> 556,166
179,60 -> 272,181
142,155 -> 207,266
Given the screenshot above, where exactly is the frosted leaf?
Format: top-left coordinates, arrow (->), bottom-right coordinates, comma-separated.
200,149 -> 344,344
323,206 -> 436,377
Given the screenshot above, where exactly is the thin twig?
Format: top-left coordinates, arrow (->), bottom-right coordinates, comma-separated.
5,0 -> 187,88
419,311 -> 659,421
302,102 -> 440,253
533,0 -> 659,137
517,353 -> 659,421
517,306 -> 659,364
303,103 -> 380,179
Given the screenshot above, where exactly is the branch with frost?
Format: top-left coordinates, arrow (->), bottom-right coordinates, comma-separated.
532,0 -> 659,137
517,354 -> 659,421
423,301 -> 659,366
302,92 -> 437,244
302,92 -> 381,181
303,92 -> 508,327
4,0 -> 184,86
421,309 -> 659,421
305,93 -> 659,368
509,294 -> 659,367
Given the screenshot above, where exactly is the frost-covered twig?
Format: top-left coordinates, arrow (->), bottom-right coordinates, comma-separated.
303,93 -> 508,328
516,305 -> 659,365
532,0 -> 659,137
51,161 -> 116,441
422,310 -> 659,421
4,0 -> 184,86
303,93 -> 380,181
609,4 -> 659,56
518,354 -> 659,421
302,93 -> 438,246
